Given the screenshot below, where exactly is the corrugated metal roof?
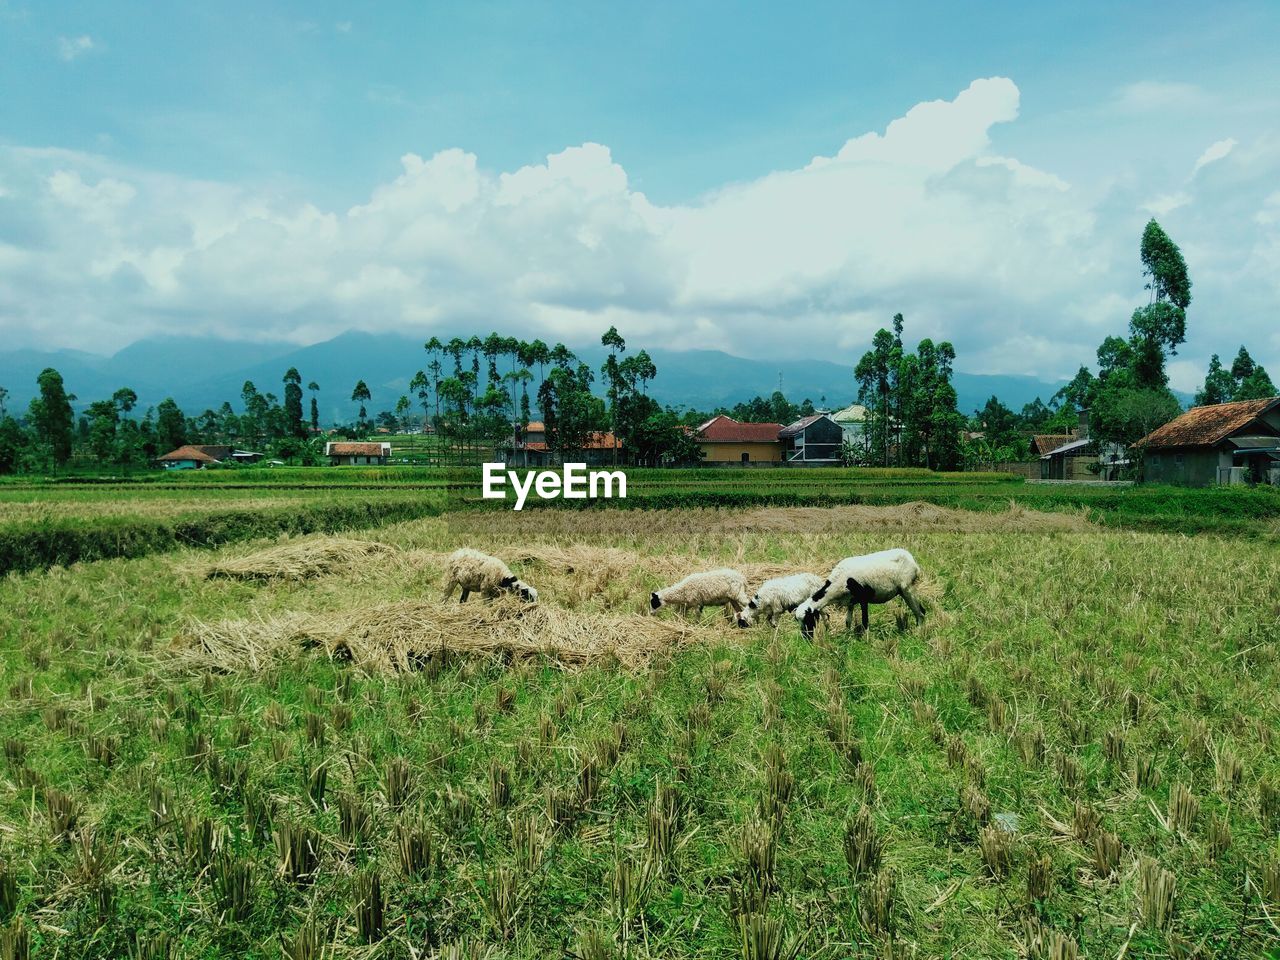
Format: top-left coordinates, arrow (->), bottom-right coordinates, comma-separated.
779,414 -> 829,438
1133,397 -> 1280,449
1039,437 -> 1093,459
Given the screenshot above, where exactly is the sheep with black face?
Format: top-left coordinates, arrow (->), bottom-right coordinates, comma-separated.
649,568 -> 750,623
441,548 -> 538,603
736,572 -> 826,628
793,548 -> 925,639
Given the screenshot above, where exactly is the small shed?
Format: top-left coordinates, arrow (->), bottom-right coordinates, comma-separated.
780,413 -> 843,464
325,441 -> 392,466
156,445 -> 263,470
1133,396 -> 1280,486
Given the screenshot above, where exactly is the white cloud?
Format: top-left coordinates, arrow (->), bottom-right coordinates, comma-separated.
0,77 -> 1277,388
1193,138 -> 1237,174
1114,81 -> 1208,111
56,34 -> 94,61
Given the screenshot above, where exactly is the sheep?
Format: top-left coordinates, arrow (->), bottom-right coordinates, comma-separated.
441,547 -> 538,603
736,572 -> 827,628
793,548 -> 925,639
649,568 -> 750,623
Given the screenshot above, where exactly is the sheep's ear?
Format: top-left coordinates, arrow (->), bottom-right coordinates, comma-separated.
500,575 -> 517,587
650,592 -> 661,610
811,580 -> 830,602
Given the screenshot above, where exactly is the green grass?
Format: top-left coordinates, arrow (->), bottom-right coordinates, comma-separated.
2,503 -> 1279,957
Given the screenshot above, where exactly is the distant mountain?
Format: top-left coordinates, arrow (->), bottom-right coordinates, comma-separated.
0,330 -> 1080,423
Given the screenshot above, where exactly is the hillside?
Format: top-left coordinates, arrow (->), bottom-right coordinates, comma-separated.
0,331 -> 1073,422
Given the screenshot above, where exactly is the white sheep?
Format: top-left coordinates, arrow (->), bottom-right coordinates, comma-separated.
649,568 -> 750,623
736,572 -> 827,628
441,548 -> 538,603
793,548 -> 925,639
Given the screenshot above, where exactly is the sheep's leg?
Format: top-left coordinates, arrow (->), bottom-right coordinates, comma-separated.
459,588 -> 470,603
845,602 -> 854,631
441,579 -> 456,602
861,601 -> 870,631
901,587 -> 926,625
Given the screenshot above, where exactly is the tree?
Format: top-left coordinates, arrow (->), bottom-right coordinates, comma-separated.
975,396 -> 1023,453
1232,347 -> 1276,400
0,414 -> 26,474
1195,355 -> 1235,406
538,362 -> 605,464
351,380 -> 372,433
30,368 -> 75,467
283,368 -> 306,439
394,395 -> 411,431
155,398 -> 187,452
0,385 -> 8,418
1127,220 -> 1192,389
308,381 -> 320,432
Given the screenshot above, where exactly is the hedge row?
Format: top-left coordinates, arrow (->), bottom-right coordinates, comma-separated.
0,499 -> 443,575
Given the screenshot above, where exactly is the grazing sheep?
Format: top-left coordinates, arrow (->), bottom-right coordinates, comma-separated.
793,548 -> 924,639
441,548 -> 538,603
649,568 -> 750,623
736,572 -> 827,628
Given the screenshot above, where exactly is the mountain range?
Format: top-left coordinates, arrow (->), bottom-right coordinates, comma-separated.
0,331 -> 1077,423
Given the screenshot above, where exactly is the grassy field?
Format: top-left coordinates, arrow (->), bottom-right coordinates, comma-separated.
2,486 -> 1279,958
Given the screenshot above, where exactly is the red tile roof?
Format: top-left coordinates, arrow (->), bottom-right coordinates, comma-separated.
327,442 -> 389,457
521,431 -> 620,452
1132,397 -> 1280,449
696,415 -> 783,443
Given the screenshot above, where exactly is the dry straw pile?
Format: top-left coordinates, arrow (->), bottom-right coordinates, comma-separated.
174,598 -> 713,674
201,536 -> 399,582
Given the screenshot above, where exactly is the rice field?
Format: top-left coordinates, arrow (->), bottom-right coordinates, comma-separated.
1,496 -> 1279,958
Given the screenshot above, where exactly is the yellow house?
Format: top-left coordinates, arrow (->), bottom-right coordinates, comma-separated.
695,415 -> 784,464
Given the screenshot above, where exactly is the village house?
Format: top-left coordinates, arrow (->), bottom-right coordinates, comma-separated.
508,422 -> 622,467
1133,396 -> 1280,486
693,415 -> 784,464
156,445 -> 263,470
1036,411 -> 1128,481
779,413 -> 844,464
831,403 -> 868,444
325,441 -> 392,466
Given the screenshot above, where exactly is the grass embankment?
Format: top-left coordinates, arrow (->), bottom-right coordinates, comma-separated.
1,506 -> 1278,957
0,488 -> 445,575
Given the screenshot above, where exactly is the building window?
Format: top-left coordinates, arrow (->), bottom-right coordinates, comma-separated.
1174,454 -> 1184,465
741,452 -> 750,464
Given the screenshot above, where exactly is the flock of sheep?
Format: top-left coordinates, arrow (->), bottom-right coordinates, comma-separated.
441,546 -> 926,639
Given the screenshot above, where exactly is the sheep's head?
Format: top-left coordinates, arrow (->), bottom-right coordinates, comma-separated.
798,605 -> 820,639
649,591 -> 664,613
501,575 -> 538,603
736,597 -> 760,628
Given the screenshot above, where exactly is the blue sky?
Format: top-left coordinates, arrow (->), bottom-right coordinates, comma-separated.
2,1 -> 1279,390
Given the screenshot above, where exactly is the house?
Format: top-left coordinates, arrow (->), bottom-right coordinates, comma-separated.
510,422 -> 622,467
1038,411 -> 1119,481
831,403 -> 869,444
780,413 -> 844,464
1132,396 -> 1280,486
325,441 -> 392,466
694,415 -> 784,464
155,445 -> 263,469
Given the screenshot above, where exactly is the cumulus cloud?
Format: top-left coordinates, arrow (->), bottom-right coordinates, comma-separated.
56,34 -> 94,61
0,77 -> 1277,388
